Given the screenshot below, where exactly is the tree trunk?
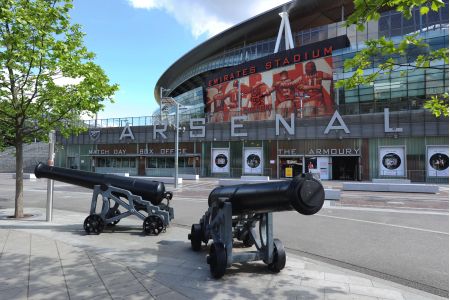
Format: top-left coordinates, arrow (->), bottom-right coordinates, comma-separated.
14,138 -> 24,218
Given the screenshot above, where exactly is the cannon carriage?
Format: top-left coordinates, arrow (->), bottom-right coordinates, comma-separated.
188,173 -> 325,278
34,163 -> 174,235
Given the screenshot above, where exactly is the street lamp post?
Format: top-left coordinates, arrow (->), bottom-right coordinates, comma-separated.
161,96 -> 180,189
174,101 -> 179,188
46,130 -> 55,222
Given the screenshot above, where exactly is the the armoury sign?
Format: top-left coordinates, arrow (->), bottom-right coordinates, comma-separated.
278,148 -> 360,156
90,108 -> 403,141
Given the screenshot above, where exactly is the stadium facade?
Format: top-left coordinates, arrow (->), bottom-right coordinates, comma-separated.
56,0 -> 449,182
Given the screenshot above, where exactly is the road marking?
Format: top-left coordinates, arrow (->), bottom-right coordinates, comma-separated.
173,196 -> 208,203
343,194 -> 448,202
26,188 -> 92,195
315,214 -> 449,235
326,205 -> 449,215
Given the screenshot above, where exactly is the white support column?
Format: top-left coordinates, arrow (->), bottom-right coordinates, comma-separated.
283,14 -> 290,50
285,17 -> 295,49
274,15 -> 285,53
274,11 -> 295,53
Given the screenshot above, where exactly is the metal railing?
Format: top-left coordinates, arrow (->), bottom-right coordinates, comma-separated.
81,99 -> 439,129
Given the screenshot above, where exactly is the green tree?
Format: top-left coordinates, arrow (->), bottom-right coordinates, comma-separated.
337,0 -> 449,116
0,0 -> 118,218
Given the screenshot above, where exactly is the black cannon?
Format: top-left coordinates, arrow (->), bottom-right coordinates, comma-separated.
188,174 -> 324,278
35,163 -> 174,235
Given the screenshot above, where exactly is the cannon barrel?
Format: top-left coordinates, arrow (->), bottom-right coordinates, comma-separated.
208,174 -> 324,215
34,163 -> 166,205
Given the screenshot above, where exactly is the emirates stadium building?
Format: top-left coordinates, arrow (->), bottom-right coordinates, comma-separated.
56,0 -> 449,182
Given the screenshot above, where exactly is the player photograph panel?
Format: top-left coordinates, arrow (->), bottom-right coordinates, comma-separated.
427,146 -> 449,177
261,57 -> 334,119
300,57 -> 334,116
206,83 -> 227,123
240,72 -> 274,121
212,148 -> 230,173
243,148 -> 263,174
206,78 -> 244,123
379,147 -> 406,177
267,64 -> 303,119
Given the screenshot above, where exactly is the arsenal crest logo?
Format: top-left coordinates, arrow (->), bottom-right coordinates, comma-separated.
89,129 -> 101,141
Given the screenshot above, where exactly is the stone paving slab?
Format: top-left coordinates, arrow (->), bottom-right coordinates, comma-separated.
0,208 -> 446,300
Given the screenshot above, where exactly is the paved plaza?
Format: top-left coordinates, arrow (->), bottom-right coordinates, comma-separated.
0,206 -> 446,300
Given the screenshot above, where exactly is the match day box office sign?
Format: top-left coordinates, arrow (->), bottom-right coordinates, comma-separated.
137,143 -> 198,156
379,146 -> 405,177
89,144 -> 138,156
427,146 -> 449,177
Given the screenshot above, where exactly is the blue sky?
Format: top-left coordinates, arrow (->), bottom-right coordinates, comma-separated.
70,0 -> 290,119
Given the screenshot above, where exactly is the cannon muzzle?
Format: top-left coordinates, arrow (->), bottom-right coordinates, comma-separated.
34,162 -> 166,205
208,174 -> 324,215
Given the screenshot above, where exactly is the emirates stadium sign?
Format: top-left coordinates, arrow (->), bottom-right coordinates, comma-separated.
204,35 -> 349,123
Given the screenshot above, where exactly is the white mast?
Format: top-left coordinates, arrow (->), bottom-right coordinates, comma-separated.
274,11 -> 295,53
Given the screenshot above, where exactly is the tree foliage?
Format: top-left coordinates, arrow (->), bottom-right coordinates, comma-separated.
337,0 -> 448,117
0,0 -> 118,217
0,0 -> 118,146
423,93 -> 449,116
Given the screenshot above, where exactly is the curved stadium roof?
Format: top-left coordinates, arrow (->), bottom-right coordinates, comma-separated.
154,0 -> 355,103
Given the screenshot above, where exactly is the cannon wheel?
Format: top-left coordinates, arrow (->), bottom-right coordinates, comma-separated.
143,215 -> 164,235
242,231 -> 254,247
200,216 -> 208,244
189,224 -> 202,251
268,239 -> 286,272
83,214 -> 105,235
106,208 -> 121,226
207,242 -> 227,279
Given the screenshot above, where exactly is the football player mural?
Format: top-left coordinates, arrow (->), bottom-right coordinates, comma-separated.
268,65 -> 303,118
299,60 -> 333,115
206,80 -> 241,122
240,73 -> 273,121
205,56 -> 334,122
206,83 -> 227,123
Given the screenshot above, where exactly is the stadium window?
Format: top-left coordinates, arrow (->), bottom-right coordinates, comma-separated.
130,158 -> 136,168
442,2 -> 449,22
344,88 -> 359,103
178,157 -> 186,168
98,158 -> 105,167
310,29 -> 319,43
147,157 -> 157,168
390,12 -> 402,36
166,157 -> 175,168
379,15 -> 390,37
157,157 -> 166,168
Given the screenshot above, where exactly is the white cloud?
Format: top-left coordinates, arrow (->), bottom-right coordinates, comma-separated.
53,76 -> 84,87
127,0 -> 292,38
